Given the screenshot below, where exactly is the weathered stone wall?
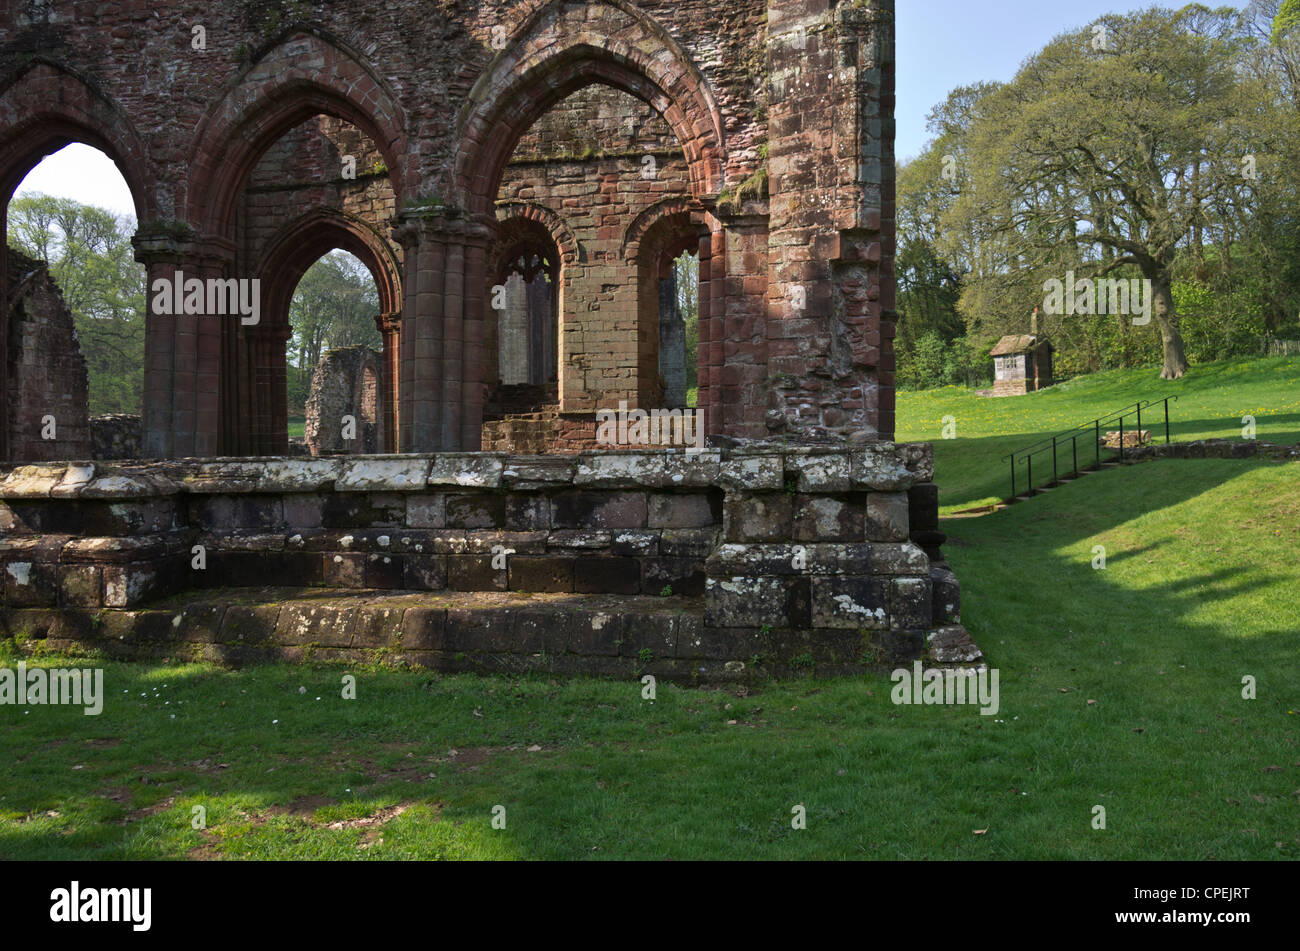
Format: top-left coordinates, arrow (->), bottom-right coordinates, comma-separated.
763,1 -> 897,440
304,346 -> 384,455
0,442 -> 975,680
498,85 -> 692,416
91,414 -> 143,460
244,116 -> 397,270
4,249 -> 91,462
1123,438 -> 1300,463
0,0 -> 897,458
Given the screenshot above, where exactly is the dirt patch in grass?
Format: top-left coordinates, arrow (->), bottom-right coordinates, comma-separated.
371,761 -> 439,783
123,795 -> 175,824
267,795 -> 334,819
325,803 -> 410,831
446,747 -> 492,770
186,758 -> 230,773
97,786 -> 135,805
188,831 -> 223,861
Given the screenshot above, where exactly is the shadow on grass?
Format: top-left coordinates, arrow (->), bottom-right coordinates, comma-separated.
937,458 -> 1299,857
934,414 -> 1298,510
946,457 -> 1298,694
1,460 -> 1296,860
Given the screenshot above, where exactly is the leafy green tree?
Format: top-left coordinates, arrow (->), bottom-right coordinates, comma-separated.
674,251 -> 698,396
1274,0 -> 1300,40
946,6 -> 1271,380
287,251 -> 381,412
7,194 -> 145,414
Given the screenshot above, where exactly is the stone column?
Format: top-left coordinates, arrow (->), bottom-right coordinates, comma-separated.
702,224 -> 726,438
461,219 -> 492,451
717,208 -> 770,436
244,323 -> 292,455
375,311 -> 401,453
393,212 -> 444,452
133,226 -> 234,458
392,210 -> 492,452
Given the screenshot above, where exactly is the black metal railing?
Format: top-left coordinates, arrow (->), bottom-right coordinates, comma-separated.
1003,395 -> 1178,500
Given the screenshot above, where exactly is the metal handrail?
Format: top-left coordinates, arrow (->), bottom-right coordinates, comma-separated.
1005,395 -> 1179,499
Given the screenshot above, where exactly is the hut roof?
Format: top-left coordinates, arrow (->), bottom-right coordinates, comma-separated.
990,334 -> 1050,357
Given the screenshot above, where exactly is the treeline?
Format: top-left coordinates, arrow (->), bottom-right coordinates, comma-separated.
896,0 -> 1300,390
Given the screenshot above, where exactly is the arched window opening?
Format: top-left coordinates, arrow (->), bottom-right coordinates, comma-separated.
238,113 -> 401,456
287,250 -> 383,454
634,210 -> 705,416
5,143 -> 144,460
485,215 -> 562,424
660,249 -> 699,410
498,249 -> 558,387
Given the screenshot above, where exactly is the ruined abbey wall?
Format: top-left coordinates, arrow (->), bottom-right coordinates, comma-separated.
0,0 -> 897,458
497,86 -> 691,419
4,248 -> 91,461
0,444 -> 977,680
0,1 -> 978,680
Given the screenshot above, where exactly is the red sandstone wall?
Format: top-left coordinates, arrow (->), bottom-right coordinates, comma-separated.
4,251 -> 92,461
243,116 -> 401,290
499,86 -> 691,415
0,0 -> 897,457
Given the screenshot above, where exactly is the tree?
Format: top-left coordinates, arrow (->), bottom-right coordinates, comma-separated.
1275,0 -> 1300,41
673,251 -> 699,398
287,251 -> 381,411
947,6 -> 1269,379
7,194 -> 146,414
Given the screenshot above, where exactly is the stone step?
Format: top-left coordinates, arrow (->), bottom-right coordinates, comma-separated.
0,585 -> 863,683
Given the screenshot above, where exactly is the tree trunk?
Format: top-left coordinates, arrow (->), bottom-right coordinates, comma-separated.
1151,276 -> 1189,379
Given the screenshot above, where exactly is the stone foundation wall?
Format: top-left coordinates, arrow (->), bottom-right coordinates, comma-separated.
1123,438 -> 1300,462
990,380 -> 1032,398
0,443 -> 974,679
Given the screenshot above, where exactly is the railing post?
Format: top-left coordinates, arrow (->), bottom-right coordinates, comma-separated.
1137,403 -> 1142,445
1007,396 -> 1175,502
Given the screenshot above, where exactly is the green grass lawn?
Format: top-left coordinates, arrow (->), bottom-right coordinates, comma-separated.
897,355 -> 1300,513
287,416 -> 305,440
1,359 -> 1296,860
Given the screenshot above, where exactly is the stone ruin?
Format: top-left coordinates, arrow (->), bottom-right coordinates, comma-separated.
90,414 -> 144,460
0,0 -> 985,680
0,446 -> 978,678
4,248 -> 91,461
1,0 -> 900,456
304,346 -> 384,455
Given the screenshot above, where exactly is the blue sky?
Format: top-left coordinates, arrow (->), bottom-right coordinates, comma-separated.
15,1 -> 1251,216
896,0 -> 1249,161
